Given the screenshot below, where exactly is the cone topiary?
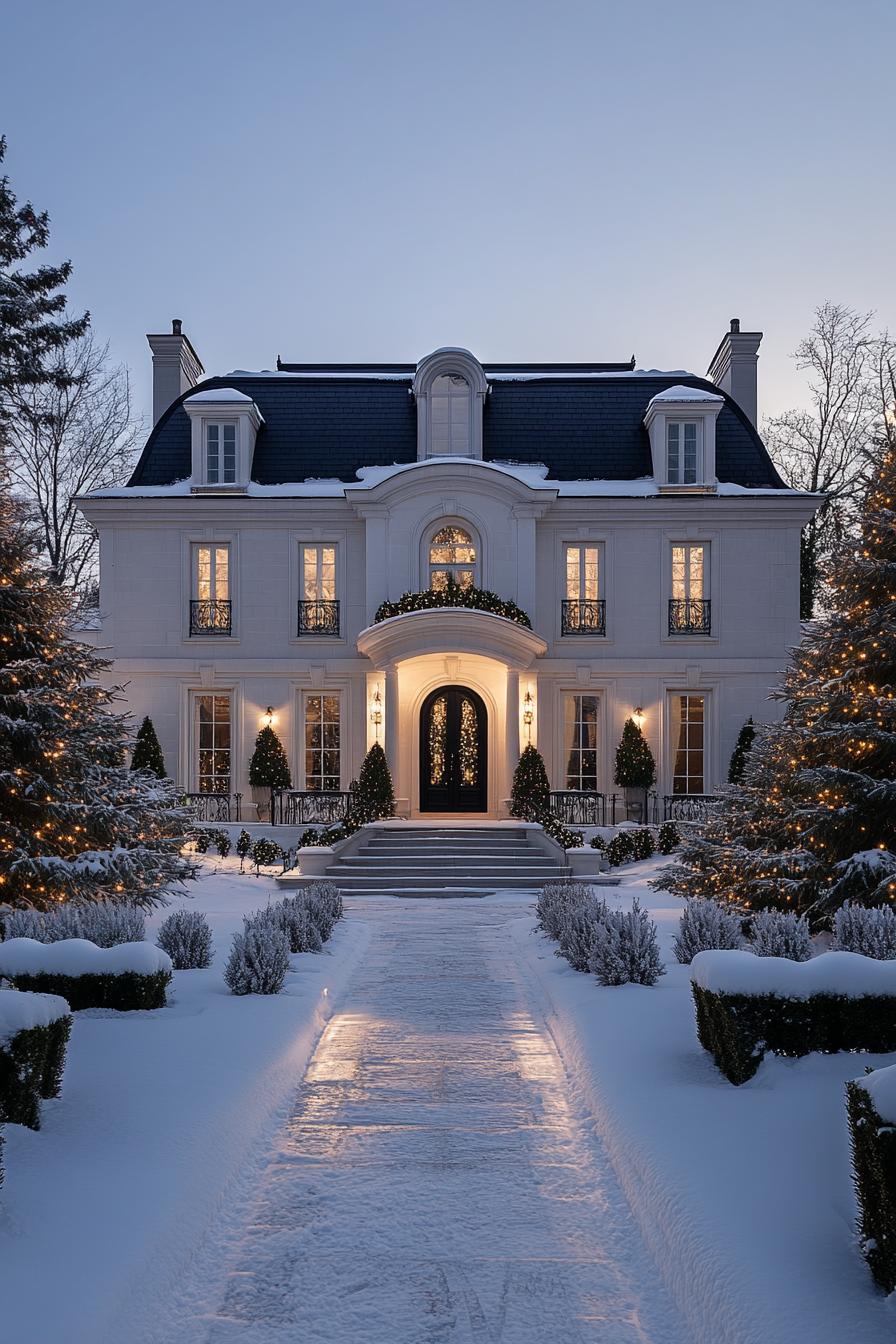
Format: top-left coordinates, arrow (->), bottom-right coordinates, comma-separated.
727,717 -> 756,784
248,726 -> 292,789
350,743 -> 395,822
510,744 -> 550,819
131,716 -> 166,778
614,719 -> 656,791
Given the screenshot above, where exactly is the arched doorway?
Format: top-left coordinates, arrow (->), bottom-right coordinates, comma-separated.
419,685 -> 488,812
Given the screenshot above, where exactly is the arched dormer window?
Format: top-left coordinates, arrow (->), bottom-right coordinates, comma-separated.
413,348 -> 488,460
429,525 -> 477,591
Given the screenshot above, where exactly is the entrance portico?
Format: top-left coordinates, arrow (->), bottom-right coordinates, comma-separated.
357,609 -> 547,818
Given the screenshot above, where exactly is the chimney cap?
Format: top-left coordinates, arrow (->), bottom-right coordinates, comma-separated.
730,318 -> 740,333
172,318 -> 182,336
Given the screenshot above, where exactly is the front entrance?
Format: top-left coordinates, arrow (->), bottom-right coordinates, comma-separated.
419,685 -> 488,812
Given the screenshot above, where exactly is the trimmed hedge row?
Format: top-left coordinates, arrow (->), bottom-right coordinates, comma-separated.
847,1077 -> 896,1294
7,970 -> 171,1012
692,984 -> 896,1085
0,1015 -> 73,1130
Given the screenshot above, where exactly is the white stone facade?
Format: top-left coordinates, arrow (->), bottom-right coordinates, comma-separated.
77,332 -> 820,820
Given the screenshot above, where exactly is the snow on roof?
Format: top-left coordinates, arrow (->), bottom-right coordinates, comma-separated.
0,987 -> 71,1042
691,949 -> 896,999
185,386 -> 257,404
648,384 -> 724,404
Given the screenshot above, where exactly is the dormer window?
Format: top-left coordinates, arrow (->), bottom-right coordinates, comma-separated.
184,387 -> 263,490
412,348 -> 488,461
666,421 -> 700,484
206,423 -> 237,484
644,385 -> 723,490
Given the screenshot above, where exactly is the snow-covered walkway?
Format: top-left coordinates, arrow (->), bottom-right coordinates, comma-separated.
192,898 -> 687,1343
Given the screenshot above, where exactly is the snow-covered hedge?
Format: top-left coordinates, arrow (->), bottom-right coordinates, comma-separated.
673,899 -> 743,964
846,1065 -> 896,1293
590,899 -> 664,987
224,911 -> 290,995
748,908 -> 811,961
691,950 -> 896,1084
0,989 -> 72,1131
832,902 -> 896,959
0,939 -> 173,1011
1,900 -> 146,948
557,895 -> 609,972
535,881 -> 596,942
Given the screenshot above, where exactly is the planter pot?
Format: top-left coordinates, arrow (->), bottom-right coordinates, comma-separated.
623,787 -> 645,823
566,848 -> 610,877
251,786 -> 271,823
296,846 -> 334,877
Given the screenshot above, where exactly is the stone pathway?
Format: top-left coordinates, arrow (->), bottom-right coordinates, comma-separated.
200,898 -> 687,1343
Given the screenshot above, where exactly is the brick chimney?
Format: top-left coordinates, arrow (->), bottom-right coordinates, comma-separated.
706,318 -> 763,427
147,319 -> 204,425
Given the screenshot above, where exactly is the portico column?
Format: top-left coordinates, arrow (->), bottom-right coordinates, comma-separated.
383,664 -> 399,784
505,669 -> 520,803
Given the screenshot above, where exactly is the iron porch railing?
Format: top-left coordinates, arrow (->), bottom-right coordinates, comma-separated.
663,793 -> 719,823
668,598 -> 711,636
297,600 -> 340,637
271,789 -> 352,826
549,791 -> 608,825
189,599 -> 232,636
181,791 -> 242,822
561,599 -> 606,636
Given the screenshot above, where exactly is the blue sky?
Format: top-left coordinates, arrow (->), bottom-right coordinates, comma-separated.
3,0 -> 894,425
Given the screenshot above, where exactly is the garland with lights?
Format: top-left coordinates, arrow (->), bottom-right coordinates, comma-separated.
659,433 -> 896,921
0,468 -> 196,910
375,578 -> 532,629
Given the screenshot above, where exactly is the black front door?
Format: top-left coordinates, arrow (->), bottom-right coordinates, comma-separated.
420,685 -> 488,812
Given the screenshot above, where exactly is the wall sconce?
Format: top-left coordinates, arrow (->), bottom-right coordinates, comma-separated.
633,706 -> 645,729
522,690 -> 534,741
262,706 -> 275,729
370,688 -> 383,740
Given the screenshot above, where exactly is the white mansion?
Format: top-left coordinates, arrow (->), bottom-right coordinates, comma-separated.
78,322 -> 820,822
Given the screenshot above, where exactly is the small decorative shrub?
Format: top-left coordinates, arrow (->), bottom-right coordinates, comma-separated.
590,899 -> 664,987
674,899 -> 743,964
749,908 -> 812,961
251,838 -> 284,870
156,910 -> 213,969
224,912 -> 290,995
832,903 -> 896,960
236,829 -> 252,866
1,901 -> 146,948
535,880 -> 595,942
657,821 -> 681,855
303,881 -> 343,941
0,994 -> 72,1130
193,830 -> 211,854
847,1071 -> 896,1292
272,896 -> 323,954
589,834 -> 607,852
557,895 -> 610,972
605,831 -> 636,868
212,829 -> 231,858
629,827 -> 655,862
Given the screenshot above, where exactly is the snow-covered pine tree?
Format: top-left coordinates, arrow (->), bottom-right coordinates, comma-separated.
248,725 -> 292,789
727,718 -> 756,783
0,472 -> 194,909
0,136 -> 88,421
660,430 -> 896,920
131,716 -> 166,777
510,744 -> 550,819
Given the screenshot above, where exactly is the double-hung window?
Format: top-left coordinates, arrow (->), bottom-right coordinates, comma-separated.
191,544 -> 231,635
666,421 -> 700,485
670,693 -> 706,795
562,544 -> 604,634
304,693 -> 341,791
194,693 -> 232,793
563,693 -> 600,791
298,544 -> 339,636
206,423 -> 237,484
669,543 -> 710,634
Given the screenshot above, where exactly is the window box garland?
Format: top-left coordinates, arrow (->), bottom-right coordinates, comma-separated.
374,581 -> 532,629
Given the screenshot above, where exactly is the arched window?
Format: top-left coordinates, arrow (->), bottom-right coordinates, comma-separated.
429,374 -> 471,456
429,525 -> 477,591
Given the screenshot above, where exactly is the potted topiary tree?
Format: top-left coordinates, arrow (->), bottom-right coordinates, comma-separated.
614,718 -> 656,823
351,742 -> 395,823
131,715 -> 167,778
510,744 -> 550,819
248,725 -> 292,822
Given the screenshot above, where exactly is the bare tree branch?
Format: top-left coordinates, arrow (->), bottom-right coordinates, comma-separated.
5,332 -> 142,596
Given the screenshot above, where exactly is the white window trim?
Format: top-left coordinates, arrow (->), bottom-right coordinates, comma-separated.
184,395 -> 263,488
560,690 -> 603,792
549,682 -> 610,793
204,421 -> 238,484
554,535 -> 612,644
662,687 -> 718,797
289,531 -> 348,645
412,348 -> 488,461
299,689 -> 344,792
414,514 -> 484,593
180,684 -> 241,795
427,522 -> 480,590
665,419 -> 703,485
181,531 -> 240,642
661,530 -> 719,643
644,390 -> 722,489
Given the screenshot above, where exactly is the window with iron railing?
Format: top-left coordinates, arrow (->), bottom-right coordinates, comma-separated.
191,544 -> 232,635
669,543 -> 710,634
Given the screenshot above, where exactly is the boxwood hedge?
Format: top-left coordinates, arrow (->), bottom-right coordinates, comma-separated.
0,1015 -> 73,1130
846,1078 -> 896,1293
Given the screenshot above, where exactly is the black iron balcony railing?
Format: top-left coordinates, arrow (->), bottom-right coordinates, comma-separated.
190,599 -> 232,636
668,598 -> 711,635
271,789 -> 351,826
297,600 -> 340,637
561,598 -> 606,636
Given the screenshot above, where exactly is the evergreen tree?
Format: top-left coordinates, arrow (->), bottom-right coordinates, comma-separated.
351,743 -> 395,822
614,719 -> 656,790
727,718 -> 756,783
660,436 -> 896,919
0,136 -> 88,421
131,715 -> 166,778
0,471 -> 194,909
248,725 -> 292,789
510,744 -> 550,819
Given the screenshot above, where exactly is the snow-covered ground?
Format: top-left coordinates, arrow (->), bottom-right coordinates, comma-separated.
518,857 -> 896,1344
2,858 -> 894,1343
0,860 -> 370,1344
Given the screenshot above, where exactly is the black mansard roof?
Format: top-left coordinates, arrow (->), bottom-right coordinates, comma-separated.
128,361 -> 786,489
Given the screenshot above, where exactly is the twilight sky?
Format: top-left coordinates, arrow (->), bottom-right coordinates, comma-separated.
3,0 -> 894,428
